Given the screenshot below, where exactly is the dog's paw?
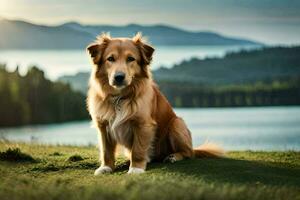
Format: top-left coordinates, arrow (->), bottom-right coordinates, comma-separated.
163,154 -> 177,163
94,166 -> 112,175
127,167 -> 145,174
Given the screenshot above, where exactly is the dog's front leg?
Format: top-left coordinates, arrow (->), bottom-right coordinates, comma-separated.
94,122 -> 116,175
128,122 -> 155,174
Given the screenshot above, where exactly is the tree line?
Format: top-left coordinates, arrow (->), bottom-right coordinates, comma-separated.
0,64 -> 88,127
158,77 -> 300,107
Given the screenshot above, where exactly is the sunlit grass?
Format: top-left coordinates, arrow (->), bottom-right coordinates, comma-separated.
0,142 -> 299,200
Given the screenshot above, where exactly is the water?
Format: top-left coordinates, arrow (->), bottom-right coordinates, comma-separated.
1,107 -> 299,151
0,45 -> 259,80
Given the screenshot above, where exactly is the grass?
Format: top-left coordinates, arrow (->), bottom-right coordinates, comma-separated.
0,142 -> 299,200
0,147 -> 36,162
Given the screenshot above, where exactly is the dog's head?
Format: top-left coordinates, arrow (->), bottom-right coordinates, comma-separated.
87,33 -> 154,92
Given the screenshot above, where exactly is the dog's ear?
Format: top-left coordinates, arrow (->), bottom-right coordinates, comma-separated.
87,43 -> 101,63
133,32 -> 155,67
87,33 -> 111,65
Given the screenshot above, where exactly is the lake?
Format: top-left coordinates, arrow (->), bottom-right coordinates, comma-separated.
0,45 -> 259,80
1,106 -> 299,151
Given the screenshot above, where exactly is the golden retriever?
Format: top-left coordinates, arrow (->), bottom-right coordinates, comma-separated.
87,33 -> 224,174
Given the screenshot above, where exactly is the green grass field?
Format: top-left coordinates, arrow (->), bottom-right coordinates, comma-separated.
0,141 -> 299,200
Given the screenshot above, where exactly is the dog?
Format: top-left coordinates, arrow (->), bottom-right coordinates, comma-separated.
87,33 -> 224,174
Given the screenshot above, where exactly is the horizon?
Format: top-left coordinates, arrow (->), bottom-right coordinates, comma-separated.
0,16 -> 265,44
0,17 -> 295,46
0,0 -> 300,45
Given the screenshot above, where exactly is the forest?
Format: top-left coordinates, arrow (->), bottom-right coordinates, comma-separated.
0,64 -> 88,127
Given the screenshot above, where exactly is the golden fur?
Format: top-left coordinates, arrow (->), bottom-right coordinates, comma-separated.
87,33 -> 224,174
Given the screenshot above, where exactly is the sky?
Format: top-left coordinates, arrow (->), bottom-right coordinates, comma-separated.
0,0 -> 300,45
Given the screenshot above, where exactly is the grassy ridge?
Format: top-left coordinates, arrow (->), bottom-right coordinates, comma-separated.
0,142 -> 299,200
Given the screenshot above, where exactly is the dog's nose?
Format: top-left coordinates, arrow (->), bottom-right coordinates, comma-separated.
114,72 -> 125,84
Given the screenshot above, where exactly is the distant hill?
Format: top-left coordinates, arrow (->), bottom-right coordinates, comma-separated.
0,18 -> 261,49
154,46 -> 300,85
58,46 -> 300,93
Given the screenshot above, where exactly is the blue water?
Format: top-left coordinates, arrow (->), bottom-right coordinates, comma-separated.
1,106 -> 299,151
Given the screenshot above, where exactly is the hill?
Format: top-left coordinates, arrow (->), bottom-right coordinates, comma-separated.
0,18 -> 261,49
154,46 -> 300,84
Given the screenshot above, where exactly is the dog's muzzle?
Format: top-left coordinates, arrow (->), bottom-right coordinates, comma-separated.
113,71 -> 126,87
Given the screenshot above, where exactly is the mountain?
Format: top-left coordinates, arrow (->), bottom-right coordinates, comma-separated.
58,46 -> 300,93
0,19 -> 92,49
0,18 -> 262,49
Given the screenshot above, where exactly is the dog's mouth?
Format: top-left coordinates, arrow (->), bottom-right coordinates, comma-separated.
112,83 -> 127,90
111,80 -> 129,90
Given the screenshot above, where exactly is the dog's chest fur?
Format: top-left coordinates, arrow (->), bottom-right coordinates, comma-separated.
90,84 -> 154,148
108,103 -> 135,147
94,97 -> 137,147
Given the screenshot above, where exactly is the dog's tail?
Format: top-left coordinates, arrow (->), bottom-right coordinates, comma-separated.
193,142 -> 225,158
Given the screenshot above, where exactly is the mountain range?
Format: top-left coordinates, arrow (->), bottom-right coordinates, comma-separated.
0,18 -> 262,49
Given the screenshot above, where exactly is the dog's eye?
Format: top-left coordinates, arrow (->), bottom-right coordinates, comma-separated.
107,56 -> 115,62
127,56 -> 135,62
